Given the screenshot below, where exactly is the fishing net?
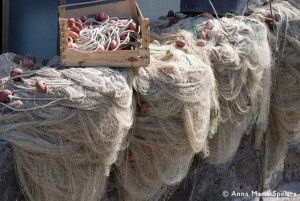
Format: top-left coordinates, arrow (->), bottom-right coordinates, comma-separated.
204,18 -> 272,163
267,1 -> 300,144
0,1 -> 298,200
251,1 -> 300,188
154,15 -> 272,164
0,57 -> 134,201
0,53 -> 19,78
114,47 -> 217,201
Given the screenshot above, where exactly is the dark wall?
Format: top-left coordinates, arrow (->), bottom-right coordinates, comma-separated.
8,0 -> 60,63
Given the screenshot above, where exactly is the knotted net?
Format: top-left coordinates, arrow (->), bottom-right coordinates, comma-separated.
114,47 -> 217,201
0,58 -> 134,201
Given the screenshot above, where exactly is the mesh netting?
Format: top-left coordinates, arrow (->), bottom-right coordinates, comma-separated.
205,18 -> 272,163
0,1 -> 299,200
0,58 -> 134,201
114,48 -> 217,201
251,1 -> 300,188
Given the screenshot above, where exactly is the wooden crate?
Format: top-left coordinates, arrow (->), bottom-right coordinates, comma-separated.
58,0 -> 150,67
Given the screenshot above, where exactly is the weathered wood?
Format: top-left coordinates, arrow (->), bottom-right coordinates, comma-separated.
62,48 -> 149,67
141,18 -> 149,48
60,1 -> 132,19
59,0 -> 150,68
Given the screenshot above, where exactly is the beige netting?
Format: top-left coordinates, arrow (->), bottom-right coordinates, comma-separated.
205,18 -> 272,163
114,47 -> 217,201
251,1 -> 300,188
267,2 -> 300,144
0,60 -> 134,201
108,12 -> 274,200
152,15 -> 272,164
0,1 -> 299,200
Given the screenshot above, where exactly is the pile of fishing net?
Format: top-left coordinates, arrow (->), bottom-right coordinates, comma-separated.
250,0 -> 300,188
152,14 -> 272,165
114,47 -> 217,200
0,54 -> 134,201
202,16 -> 272,164
110,11 -> 273,200
260,0 -> 300,145
0,1 -> 299,200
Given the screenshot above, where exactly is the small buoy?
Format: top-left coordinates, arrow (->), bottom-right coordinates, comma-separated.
205,19 -> 214,30
129,22 -> 137,31
24,54 -> 37,64
217,33 -> 225,41
42,59 -> 49,66
80,15 -> 88,23
176,39 -> 186,47
98,45 -> 105,51
239,28 -> 250,34
96,12 -> 107,21
201,12 -> 213,19
128,151 -> 135,162
67,18 -> 75,27
68,42 -> 78,49
22,62 -> 35,68
75,19 -> 83,26
0,89 -> 12,103
196,39 -> 206,47
120,34 -> 127,40
99,12 -> 108,21
141,145 -> 152,153
199,31 -> 207,39
169,17 -> 179,25
167,10 -> 175,17
109,40 -> 117,50
151,39 -> 160,45
140,103 -> 148,114
35,80 -> 48,94
10,68 -> 23,82
13,55 -> 23,65
109,19 -> 117,25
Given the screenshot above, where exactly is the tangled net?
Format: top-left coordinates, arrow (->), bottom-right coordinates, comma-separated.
114,47 -> 217,201
152,14 -> 272,164
0,1 -> 299,200
68,17 -> 142,52
251,1 -> 300,188
206,17 -> 272,163
265,1 -> 300,144
0,57 -> 134,201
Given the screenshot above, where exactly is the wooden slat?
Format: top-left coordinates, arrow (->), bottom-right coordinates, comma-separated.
61,1 -> 131,19
62,49 -> 149,67
128,0 -> 138,20
59,19 -> 69,51
58,6 -> 66,19
59,0 -> 149,68
141,18 -> 150,49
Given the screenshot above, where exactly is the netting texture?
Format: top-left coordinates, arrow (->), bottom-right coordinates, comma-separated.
252,1 -> 300,188
0,59 -> 134,201
114,48 -> 217,201
0,1 -> 299,200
